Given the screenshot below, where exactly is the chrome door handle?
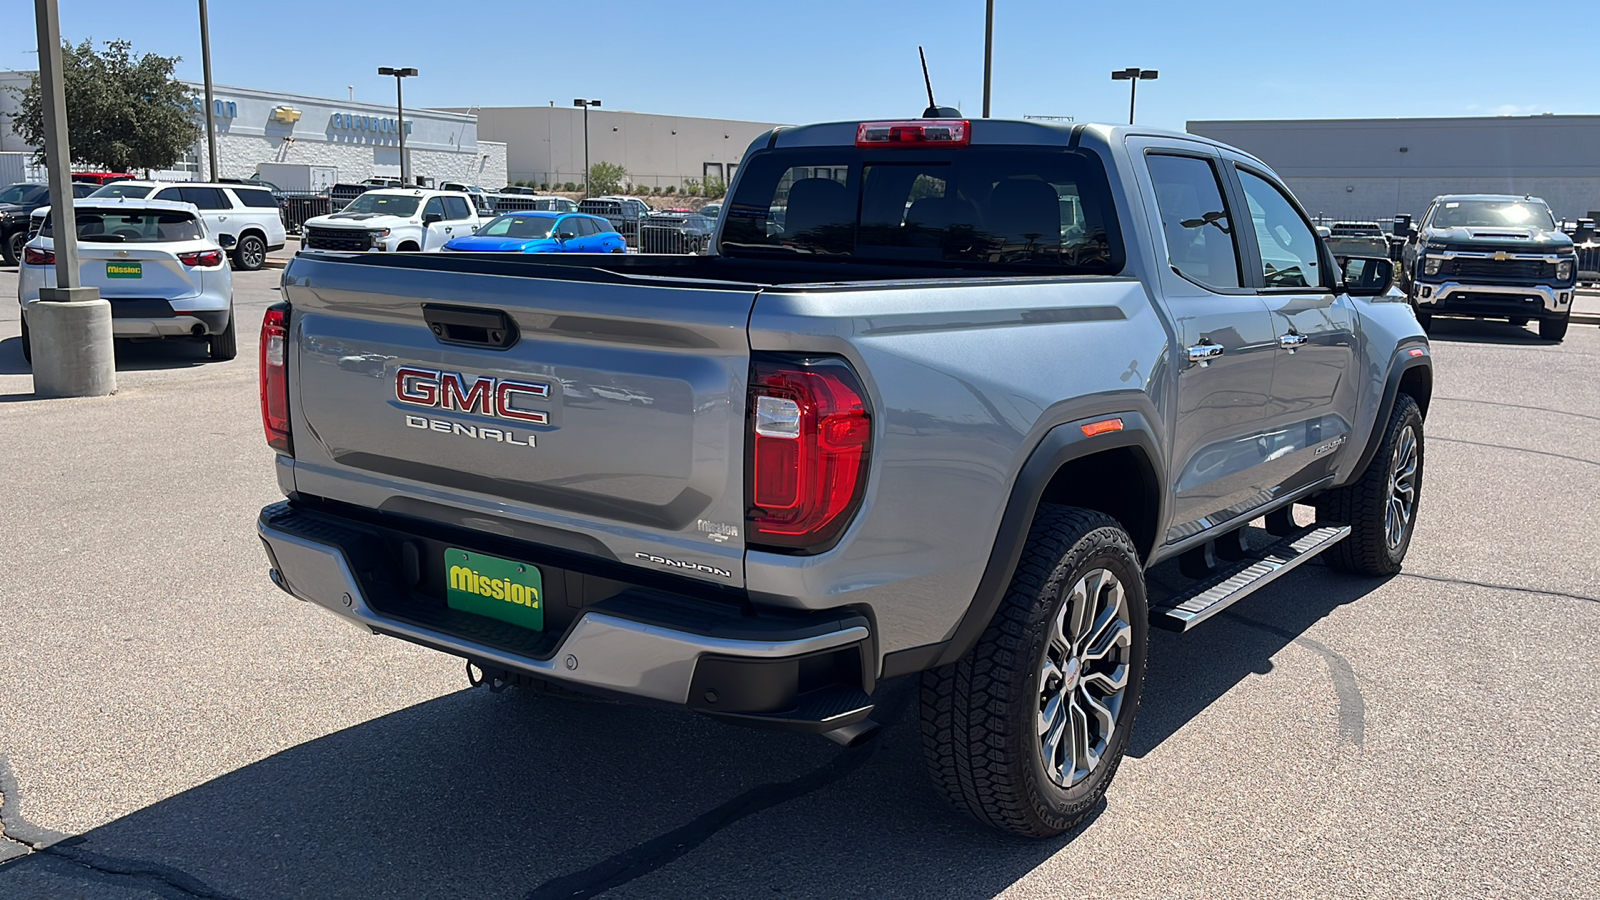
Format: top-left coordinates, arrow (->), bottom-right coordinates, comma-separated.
1279,333 -> 1308,350
1187,343 -> 1225,364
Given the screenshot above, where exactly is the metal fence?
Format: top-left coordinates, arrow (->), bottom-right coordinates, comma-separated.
1578,243 -> 1600,287
637,219 -> 711,255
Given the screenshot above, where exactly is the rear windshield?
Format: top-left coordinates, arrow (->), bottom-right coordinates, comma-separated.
90,183 -> 153,199
721,147 -> 1123,273
42,209 -> 204,242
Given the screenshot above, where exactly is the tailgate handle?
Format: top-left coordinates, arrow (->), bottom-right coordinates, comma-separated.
422,304 -> 520,350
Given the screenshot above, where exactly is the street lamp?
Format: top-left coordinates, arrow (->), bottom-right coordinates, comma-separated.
574,98 -> 601,195
378,67 -> 418,183
1110,67 -> 1158,124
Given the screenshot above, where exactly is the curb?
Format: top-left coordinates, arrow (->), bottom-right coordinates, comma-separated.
264,258 -> 289,270
1571,313 -> 1600,326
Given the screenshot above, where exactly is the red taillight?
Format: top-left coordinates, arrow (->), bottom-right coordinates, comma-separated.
747,356 -> 871,553
856,119 -> 971,147
23,246 -> 54,266
179,249 -> 224,267
259,305 -> 292,453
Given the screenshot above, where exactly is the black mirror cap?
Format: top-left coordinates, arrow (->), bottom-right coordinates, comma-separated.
1340,256 -> 1395,297
423,213 -> 443,224
558,231 -> 576,240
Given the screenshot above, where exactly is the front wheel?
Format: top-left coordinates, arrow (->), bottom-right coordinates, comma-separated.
1316,394 -> 1423,576
921,506 -> 1147,838
1539,315 -> 1569,342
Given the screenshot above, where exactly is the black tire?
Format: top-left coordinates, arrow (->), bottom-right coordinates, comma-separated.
1538,315 -> 1569,342
20,314 -> 31,364
3,229 -> 24,266
208,306 -> 237,361
1508,316 -> 1529,328
233,234 -> 267,272
920,506 -> 1148,838
1316,394 -> 1423,576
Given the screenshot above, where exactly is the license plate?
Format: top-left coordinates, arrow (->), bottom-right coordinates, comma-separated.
444,548 -> 543,630
105,262 -> 142,279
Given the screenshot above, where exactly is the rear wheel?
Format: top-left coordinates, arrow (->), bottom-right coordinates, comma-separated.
921,506 -> 1147,838
1539,314 -> 1569,342
3,229 -> 24,266
208,306 -> 237,361
233,234 -> 267,271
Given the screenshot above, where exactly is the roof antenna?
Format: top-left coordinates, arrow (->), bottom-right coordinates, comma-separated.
919,46 -> 962,119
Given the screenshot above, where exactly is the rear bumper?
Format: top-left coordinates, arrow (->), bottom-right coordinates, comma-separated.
256,501 -> 876,731
21,298 -> 229,336
1413,280 -> 1573,317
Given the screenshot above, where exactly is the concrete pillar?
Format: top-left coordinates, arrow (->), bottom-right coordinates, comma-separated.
29,288 -> 117,398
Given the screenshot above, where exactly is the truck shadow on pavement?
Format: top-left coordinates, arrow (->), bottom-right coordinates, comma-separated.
1421,318 -> 1561,346
0,564 -> 1387,900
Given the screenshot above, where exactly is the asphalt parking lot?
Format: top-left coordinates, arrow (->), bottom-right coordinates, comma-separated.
1,265 -> 1597,899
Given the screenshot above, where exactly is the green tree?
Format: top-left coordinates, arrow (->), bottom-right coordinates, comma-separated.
585,161 -> 626,196
9,39 -> 201,173
703,177 -> 727,200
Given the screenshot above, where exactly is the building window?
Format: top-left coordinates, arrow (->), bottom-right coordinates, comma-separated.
174,150 -> 201,175
703,162 -> 724,181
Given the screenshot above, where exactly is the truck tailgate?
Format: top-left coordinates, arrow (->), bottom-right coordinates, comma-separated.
282,255 -> 756,585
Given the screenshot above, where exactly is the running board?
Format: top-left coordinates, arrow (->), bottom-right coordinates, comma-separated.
1152,524 -> 1351,632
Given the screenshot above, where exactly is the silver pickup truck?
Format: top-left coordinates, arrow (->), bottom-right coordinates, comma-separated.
257,118 -> 1432,838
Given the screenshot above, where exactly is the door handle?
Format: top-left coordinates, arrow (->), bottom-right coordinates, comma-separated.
1187,343 -> 1224,365
1279,333 -> 1309,350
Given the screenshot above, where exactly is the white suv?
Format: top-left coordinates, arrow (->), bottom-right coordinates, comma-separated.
300,189 -> 481,253
88,181 -> 287,271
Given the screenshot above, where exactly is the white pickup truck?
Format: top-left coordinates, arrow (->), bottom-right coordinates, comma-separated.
300,188 -> 481,253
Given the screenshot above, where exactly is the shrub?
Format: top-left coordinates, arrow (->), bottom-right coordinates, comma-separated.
663,185 -> 675,195
562,181 -> 577,192
651,185 -> 662,196
539,182 -> 549,191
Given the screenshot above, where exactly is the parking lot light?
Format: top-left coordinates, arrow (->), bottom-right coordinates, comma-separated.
378,67 -> 418,184
574,99 -> 601,196
1111,67 -> 1158,124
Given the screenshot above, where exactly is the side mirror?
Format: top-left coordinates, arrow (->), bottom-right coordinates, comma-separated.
1341,256 -> 1394,297
217,233 -> 237,248
558,231 -> 577,241
423,213 -> 443,225
1406,226 -> 1418,240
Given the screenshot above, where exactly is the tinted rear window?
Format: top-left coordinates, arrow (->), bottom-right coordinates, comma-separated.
721,147 -> 1123,273
42,209 -> 203,242
233,188 -> 279,208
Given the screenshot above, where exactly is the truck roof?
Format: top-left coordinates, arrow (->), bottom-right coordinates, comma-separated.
1431,193 -> 1549,204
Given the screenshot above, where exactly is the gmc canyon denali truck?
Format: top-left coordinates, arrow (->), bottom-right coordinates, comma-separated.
257,118 -> 1432,838
1400,193 -> 1577,341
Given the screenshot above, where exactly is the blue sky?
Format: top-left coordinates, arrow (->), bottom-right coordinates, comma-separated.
2,0 -> 1586,129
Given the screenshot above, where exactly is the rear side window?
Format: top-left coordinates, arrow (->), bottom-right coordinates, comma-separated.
721,147 -> 1123,273
43,210 -> 203,242
233,189 -> 278,208
1146,154 -> 1242,290
178,186 -> 231,209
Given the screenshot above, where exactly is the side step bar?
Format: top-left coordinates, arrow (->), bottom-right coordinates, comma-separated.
1152,524 -> 1351,631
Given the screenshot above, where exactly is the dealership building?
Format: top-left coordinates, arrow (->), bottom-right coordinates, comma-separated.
0,71 -> 506,190
458,105 -> 780,191
1188,114 -> 1600,223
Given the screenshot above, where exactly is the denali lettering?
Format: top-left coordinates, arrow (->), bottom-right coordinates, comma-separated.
633,552 -> 733,579
405,415 -> 536,446
397,367 -> 550,425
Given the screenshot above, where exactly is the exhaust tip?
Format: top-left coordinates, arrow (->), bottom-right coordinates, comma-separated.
823,719 -> 881,748
191,323 -> 206,337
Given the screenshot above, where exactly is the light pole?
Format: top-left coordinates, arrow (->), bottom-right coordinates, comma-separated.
982,0 -> 994,118
378,67 -> 417,183
1111,67 -> 1158,124
574,98 -> 600,195
198,0 -> 219,181
31,0 -> 115,397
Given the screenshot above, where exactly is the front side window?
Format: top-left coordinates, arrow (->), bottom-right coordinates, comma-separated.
722,148 -> 1121,273
442,196 -> 473,220
1238,169 -> 1321,289
340,193 -> 420,216
1427,199 -> 1556,231
1146,154 -> 1241,290
422,197 -> 445,220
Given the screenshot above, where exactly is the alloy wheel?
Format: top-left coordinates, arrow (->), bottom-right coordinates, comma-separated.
1037,567 -> 1133,788
1386,424 -> 1419,548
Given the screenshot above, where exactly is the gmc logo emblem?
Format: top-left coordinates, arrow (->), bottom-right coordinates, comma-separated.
395,367 -> 551,425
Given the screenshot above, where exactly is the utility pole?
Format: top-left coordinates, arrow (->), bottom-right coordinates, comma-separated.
982,0 -> 994,118
574,98 -> 601,195
379,67 -> 418,183
198,0 -> 218,181
1111,67 -> 1159,124
30,0 -> 115,398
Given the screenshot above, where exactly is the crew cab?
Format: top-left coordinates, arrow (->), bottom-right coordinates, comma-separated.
1400,193 -> 1577,340
300,188 -> 481,253
0,181 -> 97,265
257,118 -> 1432,839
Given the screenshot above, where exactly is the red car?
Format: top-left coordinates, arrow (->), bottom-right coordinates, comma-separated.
70,172 -> 135,185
